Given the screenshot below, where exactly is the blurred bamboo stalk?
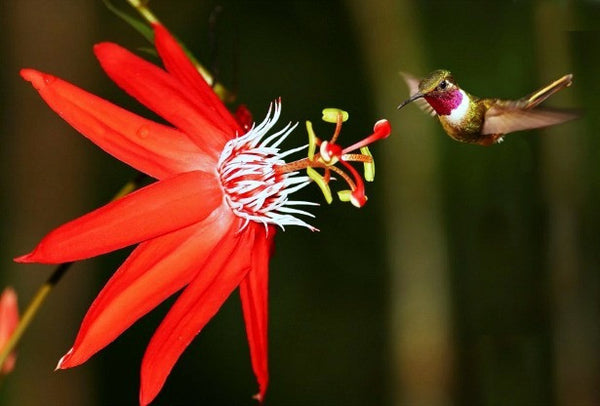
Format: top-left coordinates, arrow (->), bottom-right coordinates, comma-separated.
3,1 -> 97,404
534,3 -> 599,405
347,1 -> 453,405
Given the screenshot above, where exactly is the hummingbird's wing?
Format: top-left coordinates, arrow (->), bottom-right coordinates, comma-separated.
520,74 -> 573,109
482,105 -> 579,135
399,71 -> 436,116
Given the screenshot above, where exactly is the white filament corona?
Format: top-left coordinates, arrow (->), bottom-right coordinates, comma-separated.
217,101 -> 318,231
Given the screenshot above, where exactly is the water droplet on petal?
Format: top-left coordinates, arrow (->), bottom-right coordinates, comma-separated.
43,74 -> 56,85
137,125 -> 150,139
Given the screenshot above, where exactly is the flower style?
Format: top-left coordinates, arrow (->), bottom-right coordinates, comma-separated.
16,24 -> 390,405
0,287 -> 19,375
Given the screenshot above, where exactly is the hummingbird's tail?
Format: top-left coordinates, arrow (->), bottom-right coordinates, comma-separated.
521,74 -> 573,109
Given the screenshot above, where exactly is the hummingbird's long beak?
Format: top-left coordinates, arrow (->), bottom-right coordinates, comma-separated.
397,92 -> 424,110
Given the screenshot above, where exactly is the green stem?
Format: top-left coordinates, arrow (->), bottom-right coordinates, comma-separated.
0,173 -> 147,370
126,0 -> 159,24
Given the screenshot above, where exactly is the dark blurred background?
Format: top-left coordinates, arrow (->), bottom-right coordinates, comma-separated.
1,0 -> 599,405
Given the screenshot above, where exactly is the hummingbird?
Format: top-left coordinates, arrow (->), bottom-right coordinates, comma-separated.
397,70 -> 578,146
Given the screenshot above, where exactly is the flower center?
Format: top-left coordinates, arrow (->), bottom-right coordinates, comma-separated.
276,108 -> 391,208
217,101 -> 317,231
218,102 -> 392,230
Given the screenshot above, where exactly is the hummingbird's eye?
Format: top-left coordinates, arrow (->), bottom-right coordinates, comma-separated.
438,80 -> 448,90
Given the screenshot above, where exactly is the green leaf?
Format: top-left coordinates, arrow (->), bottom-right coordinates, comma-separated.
103,0 -> 154,44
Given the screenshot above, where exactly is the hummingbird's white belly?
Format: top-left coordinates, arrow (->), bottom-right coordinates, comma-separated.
445,90 -> 470,125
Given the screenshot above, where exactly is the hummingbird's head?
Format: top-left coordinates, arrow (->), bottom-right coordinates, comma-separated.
418,69 -> 456,94
397,69 -> 464,115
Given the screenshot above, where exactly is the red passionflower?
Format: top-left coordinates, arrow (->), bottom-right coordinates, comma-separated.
16,23 -> 390,405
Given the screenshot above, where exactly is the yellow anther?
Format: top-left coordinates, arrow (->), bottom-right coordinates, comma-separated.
337,189 -> 352,203
307,167 -> 333,204
322,108 -> 349,123
361,147 -> 375,182
306,121 -> 317,160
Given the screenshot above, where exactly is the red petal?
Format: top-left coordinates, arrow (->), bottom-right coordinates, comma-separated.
240,226 -> 276,402
139,222 -> 256,406
153,24 -> 241,137
20,69 -> 212,179
0,288 -> 19,374
0,288 -> 19,344
15,171 -> 222,264
56,206 -> 235,369
94,42 -> 231,156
